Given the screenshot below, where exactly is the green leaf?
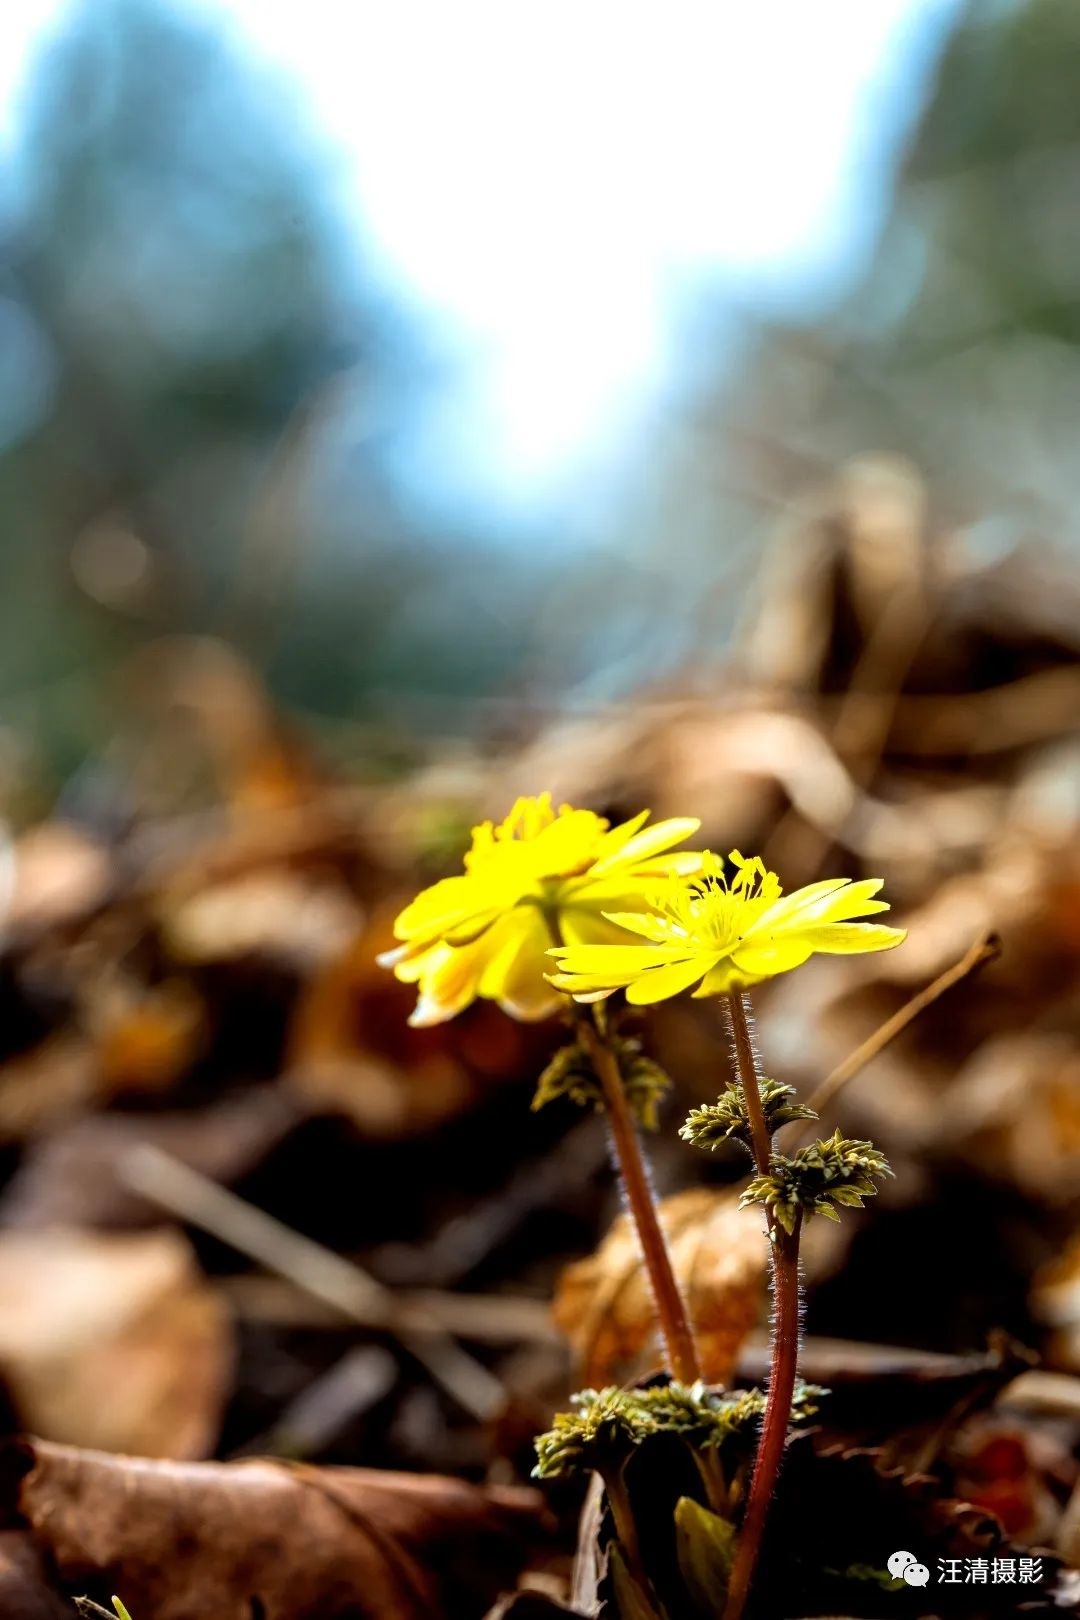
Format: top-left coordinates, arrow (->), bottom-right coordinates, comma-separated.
832,1562 -> 907,1593
674,1496 -> 736,1615
112,1603 -> 134,1620
608,1545 -> 668,1620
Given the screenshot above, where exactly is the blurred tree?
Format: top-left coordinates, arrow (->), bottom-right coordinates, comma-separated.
716,0 -> 1080,559
0,0 -> 437,795
0,0 -> 617,799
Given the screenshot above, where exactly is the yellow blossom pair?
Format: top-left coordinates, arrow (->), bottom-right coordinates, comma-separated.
381,795 -> 906,1025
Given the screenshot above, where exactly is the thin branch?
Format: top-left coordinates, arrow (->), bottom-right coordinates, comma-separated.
791,931 -> 1001,1136
220,1273 -> 560,1343
121,1144 -> 505,1422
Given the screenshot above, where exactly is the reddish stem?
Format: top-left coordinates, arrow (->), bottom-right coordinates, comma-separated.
724,991 -> 772,1176
722,1217 -> 802,1620
579,1016 -> 701,1385
721,988 -> 803,1620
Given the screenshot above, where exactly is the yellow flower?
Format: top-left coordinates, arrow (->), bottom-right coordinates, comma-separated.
379,793 -> 700,1026
547,849 -> 906,1004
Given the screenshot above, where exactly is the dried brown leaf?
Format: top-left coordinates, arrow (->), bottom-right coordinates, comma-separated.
0,1437 -> 542,1620
161,871 -> 361,968
0,1530 -> 72,1619
8,824 -> 113,937
941,1035 -> 1080,1203
553,1187 -> 765,1386
0,1230 -> 231,1459
0,1039 -> 98,1145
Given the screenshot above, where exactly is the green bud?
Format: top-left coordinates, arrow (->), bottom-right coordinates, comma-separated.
532,1036 -> 671,1130
740,1129 -> 892,1232
681,1079 -> 817,1155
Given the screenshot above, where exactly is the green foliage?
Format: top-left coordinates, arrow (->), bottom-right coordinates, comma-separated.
532,1387 -> 649,1480
680,1078 -> 817,1153
533,1380 -> 826,1482
740,1129 -> 892,1235
531,1036 -> 671,1130
675,1496 -> 736,1614
835,1563 -> 908,1593
635,1382 -> 766,1451
609,1546 -> 668,1620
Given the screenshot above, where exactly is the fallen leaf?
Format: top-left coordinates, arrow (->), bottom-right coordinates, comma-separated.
952,1424 -> 1063,1545
0,1038 -> 99,1144
738,1334 -> 1032,1477
940,1035 -> 1080,1204
161,871 -> 361,969
0,1530 -> 72,1619
0,1230 -> 231,1459
7,824 -> 112,938
553,1188 -> 765,1386
1032,1235 -> 1080,1373
0,1437 -> 542,1620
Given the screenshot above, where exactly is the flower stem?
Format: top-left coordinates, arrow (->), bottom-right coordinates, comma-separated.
722,1216 -> 802,1620
724,991 -> 772,1176
579,1013 -> 701,1385
721,988 -> 803,1620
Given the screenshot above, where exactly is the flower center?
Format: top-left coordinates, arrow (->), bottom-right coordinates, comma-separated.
664,852 -> 782,952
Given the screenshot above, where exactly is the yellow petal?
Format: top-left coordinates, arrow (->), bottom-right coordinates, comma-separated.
548,942 -> 691,972
407,933 -> 491,1025
547,968 -> 641,994
393,874 -> 492,943
728,936 -> 816,980
597,910 -> 682,944
587,809 -> 651,865
806,882 -> 890,925
558,907 -> 650,947
586,817 -> 701,879
482,909 -> 561,1019
546,979 -> 616,1003
796,922 -> 907,955
625,957 -> 711,1004
641,851 -> 703,875
695,960 -> 759,995
442,906 -> 509,947
749,878 -> 850,934
380,939 -> 445,984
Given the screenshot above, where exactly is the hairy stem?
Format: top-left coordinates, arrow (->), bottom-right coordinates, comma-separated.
722,1217 -> 802,1620
724,991 -> 772,1176
721,989 -> 803,1620
579,1014 -> 701,1385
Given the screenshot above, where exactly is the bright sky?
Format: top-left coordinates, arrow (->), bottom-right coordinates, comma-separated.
0,0 -> 959,512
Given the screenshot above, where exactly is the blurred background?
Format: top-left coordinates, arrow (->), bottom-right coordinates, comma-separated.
1,0 -> 1080,1577
5,0 -> 1072,801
